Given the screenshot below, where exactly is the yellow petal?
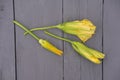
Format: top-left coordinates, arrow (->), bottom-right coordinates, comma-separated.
77,34 -> 92,42
88,48 -> 105,59
89,56 -> 101,64
39,39 -> 63,56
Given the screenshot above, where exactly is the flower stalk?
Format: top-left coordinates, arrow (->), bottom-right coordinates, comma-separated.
13,20 -> 63,56
13,20 -> 40,41
24,26 -> 58,35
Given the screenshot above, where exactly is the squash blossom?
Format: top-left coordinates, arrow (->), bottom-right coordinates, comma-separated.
57,19 -> 96,42
24,19 -> 96,42
13,20 -> 63,56
45,31 -> 105,64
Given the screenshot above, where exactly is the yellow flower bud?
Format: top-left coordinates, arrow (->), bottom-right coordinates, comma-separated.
39,39 -> 63,56
45,31 -> 105,64
72,41 -> 105,64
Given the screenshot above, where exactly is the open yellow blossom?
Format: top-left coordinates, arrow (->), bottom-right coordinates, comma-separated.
45,31 -> 105,64
58,19 -> 96,42
13,20 -> 63,56
24,19 -> 96,42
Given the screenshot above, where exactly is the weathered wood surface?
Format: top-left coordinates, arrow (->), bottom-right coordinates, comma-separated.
63,0 -> 103,80
103,0 -> 120,80
0,0 -> 15,80
14,0 -> 63,80
0,0 -> 120,80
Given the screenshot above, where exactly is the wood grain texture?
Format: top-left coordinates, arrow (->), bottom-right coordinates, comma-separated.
14,0 -> 63,80
79,0 -> 103,80
63,0 -> 81,80
63,0 -> 103,80
103,0 -> 120,80
0,0 -> 15,80
2,0 -> 119,80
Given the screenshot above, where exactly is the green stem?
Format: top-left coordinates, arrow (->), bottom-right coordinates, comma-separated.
45,31 -> 73,43
13,20 -> 40,41
24,26 -> 58,35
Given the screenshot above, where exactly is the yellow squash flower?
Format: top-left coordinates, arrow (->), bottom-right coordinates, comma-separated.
13,20 -> 63,56
24,19 -> 96,42
45,31 -> 105,64
57,19 -> 96,42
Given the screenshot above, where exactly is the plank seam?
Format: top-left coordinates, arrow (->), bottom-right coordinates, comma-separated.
62,0 -> 64,80
102,0 -> 104,80
12,0 -> 17,80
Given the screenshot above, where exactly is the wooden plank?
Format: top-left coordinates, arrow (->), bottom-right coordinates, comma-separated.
63,0 -> 81,80
80,0 -> 103,80
103,0 -> 120,80
0,0 -> 15,80
63,0 -> 103,80
14,0 -> 63,80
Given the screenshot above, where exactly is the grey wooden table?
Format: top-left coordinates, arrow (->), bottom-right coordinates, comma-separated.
0,0 -> 120,80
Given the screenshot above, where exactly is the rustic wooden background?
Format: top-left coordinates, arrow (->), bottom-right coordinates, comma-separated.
0,0 -> 120,80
